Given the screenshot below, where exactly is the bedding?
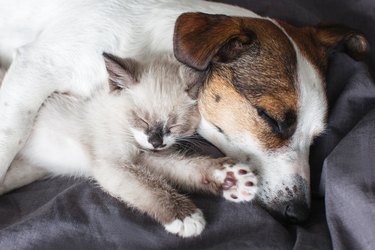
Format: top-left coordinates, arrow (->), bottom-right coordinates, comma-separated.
1,0 -> 374,249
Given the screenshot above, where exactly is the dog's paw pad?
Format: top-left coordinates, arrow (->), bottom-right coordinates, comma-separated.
214,163 -> 258,203
164,209 -> 206,238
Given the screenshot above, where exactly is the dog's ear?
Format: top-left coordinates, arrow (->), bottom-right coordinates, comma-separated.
103,52 -> 141,91
312,24 -> 369,61
174,12 -> 257,71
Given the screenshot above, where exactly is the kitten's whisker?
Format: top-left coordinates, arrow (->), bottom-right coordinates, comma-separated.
176,140 -> 206,149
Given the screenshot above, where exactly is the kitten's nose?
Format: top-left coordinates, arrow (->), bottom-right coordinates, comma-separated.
148,134 -> 163,148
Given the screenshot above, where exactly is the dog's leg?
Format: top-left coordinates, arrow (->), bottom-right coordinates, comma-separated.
138,154 -> 258,203
0,68 -> 6,84
92,162 -> 205,238
0,39 -> 105,182
0,49 -> 57,182
0,158 -> 48,195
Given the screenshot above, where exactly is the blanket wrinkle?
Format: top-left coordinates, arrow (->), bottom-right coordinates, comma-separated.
1,0 -> 375,249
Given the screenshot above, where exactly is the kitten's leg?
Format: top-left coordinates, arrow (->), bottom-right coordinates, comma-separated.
0,158 -> 48,195
92,163 -> 206,238
138,154 -> 258,203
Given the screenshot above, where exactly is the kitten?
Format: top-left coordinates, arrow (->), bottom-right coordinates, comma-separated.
0,53 -> 258,238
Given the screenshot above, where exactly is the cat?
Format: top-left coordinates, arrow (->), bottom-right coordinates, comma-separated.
0,53 -> 258,238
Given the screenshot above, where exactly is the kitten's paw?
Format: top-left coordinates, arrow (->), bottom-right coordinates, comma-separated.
214,162 -> 258,203
164,209 -> 206,238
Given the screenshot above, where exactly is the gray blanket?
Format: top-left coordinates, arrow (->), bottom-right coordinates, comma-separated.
1,0 -> 374,249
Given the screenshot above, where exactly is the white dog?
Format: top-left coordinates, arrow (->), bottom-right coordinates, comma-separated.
0,0 -> 368,222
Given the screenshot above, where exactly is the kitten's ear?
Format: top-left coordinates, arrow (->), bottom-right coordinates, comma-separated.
180,66 -> 207,100
103,52 -> 141,91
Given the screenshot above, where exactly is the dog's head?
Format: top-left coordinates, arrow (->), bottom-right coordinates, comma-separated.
173,12 -> 368,223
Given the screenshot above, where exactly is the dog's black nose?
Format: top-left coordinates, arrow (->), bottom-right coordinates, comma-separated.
284,201 -> 310,223
148,134 -> 163,148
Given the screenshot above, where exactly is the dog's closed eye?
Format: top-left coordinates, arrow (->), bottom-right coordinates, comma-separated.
256,107 -> 296,139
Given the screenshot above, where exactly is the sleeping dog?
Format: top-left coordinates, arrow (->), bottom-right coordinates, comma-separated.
0,0 -> 368,222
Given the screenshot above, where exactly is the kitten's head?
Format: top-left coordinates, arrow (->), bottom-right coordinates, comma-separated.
103,53 -> 203,151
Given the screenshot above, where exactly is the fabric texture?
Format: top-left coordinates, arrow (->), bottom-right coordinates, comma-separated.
1,0 -> 374,249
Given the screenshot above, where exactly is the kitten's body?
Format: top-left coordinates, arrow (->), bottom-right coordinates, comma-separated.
0,54 -> 257,237
19,56 -> 196,177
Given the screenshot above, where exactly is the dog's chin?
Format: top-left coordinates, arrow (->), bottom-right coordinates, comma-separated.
255,175 -> 311,224
255,196 -> 311,225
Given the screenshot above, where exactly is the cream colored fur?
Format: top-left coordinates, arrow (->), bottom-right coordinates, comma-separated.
0,55 -> 257,238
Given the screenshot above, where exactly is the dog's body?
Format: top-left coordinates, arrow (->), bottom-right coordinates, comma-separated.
0,0 -> 368,222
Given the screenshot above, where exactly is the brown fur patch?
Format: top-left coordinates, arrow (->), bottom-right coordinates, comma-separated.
278,21 -> 369,78
175,13 -> 369,150
277,21 -> 328,78
199,69 -> 295,149
174,13 -> 246,70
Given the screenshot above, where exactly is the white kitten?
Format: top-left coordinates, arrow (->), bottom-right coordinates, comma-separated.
0,53 -> 258,238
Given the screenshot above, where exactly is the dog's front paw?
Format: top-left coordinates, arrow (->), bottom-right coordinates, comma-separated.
163,209 -> 206,238
214,162 -> 258,203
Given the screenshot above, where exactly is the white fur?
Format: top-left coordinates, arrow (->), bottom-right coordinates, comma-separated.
1,55 -> 220,237
18,92 -> 136,178
21,124 -> 93,177
130,128 -> 174,151
197,20 -> 327,205
213,163 -> 258,203
0,0 -> 327,211
164,209 -> 206,238
258,21 -> 327,204
131,128 -> 154,150
14,54 -> 198,178
0,0 -> 259,179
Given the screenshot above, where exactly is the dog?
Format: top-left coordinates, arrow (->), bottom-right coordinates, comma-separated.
0,0 -> 368,223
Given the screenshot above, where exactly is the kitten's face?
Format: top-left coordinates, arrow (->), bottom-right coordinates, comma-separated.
125,57 -> 201,151
129,105 -> 200,151
103,52 -> 203,151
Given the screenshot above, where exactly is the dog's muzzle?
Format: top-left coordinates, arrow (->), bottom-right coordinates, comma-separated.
256,175 -> 310,224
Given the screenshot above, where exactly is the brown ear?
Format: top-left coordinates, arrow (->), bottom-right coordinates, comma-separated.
312,24 -> 369,61
173,12 -> 257,71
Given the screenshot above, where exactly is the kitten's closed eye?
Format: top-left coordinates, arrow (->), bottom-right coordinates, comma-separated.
131,111 -> 149,129
138,116 -> 149,128
167,124 -> 184,134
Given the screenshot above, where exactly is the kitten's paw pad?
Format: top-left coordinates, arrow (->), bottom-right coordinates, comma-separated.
164,209 -> 206,238
214,163 -> 258,203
